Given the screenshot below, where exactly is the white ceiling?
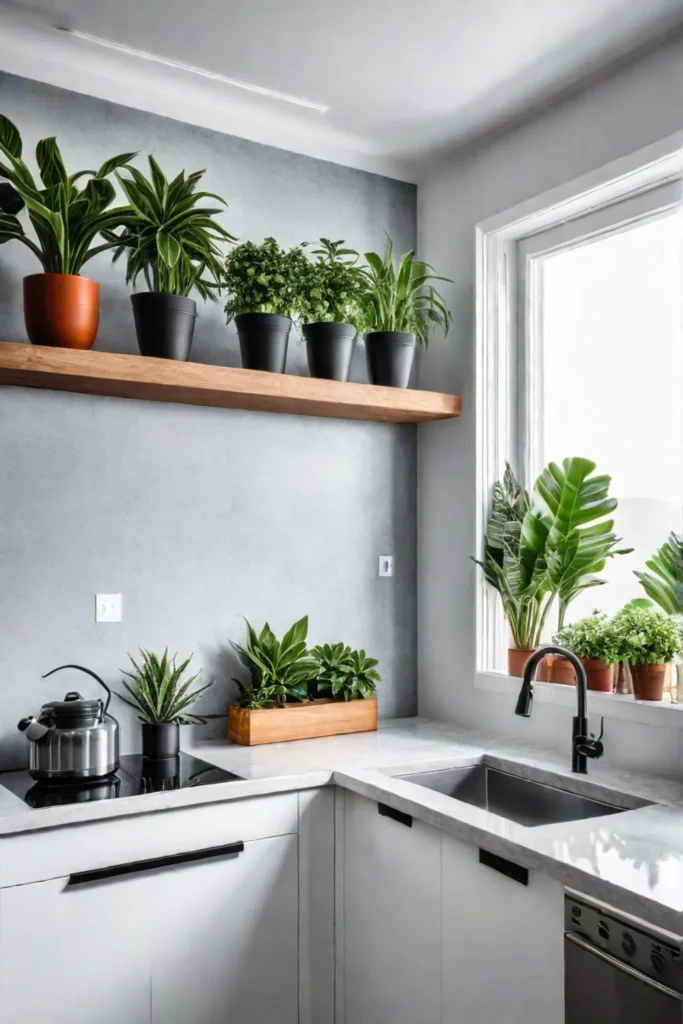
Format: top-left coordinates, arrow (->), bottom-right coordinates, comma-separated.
3,0 -> 683,178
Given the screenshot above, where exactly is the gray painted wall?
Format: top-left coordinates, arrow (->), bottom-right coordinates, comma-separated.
0,73 -> 417,769
417,34 -> 683,779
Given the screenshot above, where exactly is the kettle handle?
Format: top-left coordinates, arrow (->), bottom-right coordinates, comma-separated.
42,664 -> 112,716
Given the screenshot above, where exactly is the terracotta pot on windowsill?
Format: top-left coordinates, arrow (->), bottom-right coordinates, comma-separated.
582,659 -> 614,692
507,648 -> 536,678
546,654 -> 577,685
630,663 -> 667,702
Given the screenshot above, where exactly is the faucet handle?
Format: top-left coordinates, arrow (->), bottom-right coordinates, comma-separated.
577,717 -> 605,760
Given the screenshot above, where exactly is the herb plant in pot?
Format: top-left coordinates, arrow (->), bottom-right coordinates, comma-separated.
117,648 -> 214,759
634,532 -> 683,698
360,236 -> 452,388
110,157 -> 235,360
223,237 -> 308,373
553,613 -> 620,691
299,238 -> 366,381
612,606 -> 683,701
0,113 -> 135,348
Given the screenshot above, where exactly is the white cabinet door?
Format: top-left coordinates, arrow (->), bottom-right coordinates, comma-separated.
342,791 -> 442,1024
151,834 -> 299,1024
0,874 -> 152,1024
442,834 -> 564,1024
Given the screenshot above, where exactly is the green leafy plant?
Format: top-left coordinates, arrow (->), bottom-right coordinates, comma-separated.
612,606 -> 683,665
107,156 -> 236,299
231,615 -> 319,709
360,235 -> 452,346
553,612 -> 621,665
634,532 -> 683,615
0,112 -> 135,274
116,648 -> 214,724
298,238 -> 367,330
223,237 -> 309,321
312,643 -> 380,701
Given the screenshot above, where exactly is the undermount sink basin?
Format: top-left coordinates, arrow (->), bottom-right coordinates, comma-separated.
398,764 -> 651,828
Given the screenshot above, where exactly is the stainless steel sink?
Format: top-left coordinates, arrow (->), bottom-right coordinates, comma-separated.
398,765 -> 651,828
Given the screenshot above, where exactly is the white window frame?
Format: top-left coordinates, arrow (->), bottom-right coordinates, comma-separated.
474,130 -> 683,725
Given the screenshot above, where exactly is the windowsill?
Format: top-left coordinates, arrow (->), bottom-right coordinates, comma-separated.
475,671 -> 683,729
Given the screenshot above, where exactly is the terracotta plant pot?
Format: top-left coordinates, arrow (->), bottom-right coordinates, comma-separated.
24,273 -> 100,349
630,664 -> 667,701
582,658 -> 614,693
507,648 -> 535,678
547,655 -> 577,685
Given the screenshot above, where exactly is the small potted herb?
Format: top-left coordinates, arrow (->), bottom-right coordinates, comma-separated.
299,238 -> 366,381
111,156 -> 235,360
612,606 -> 683,701
361,236 -> 452,388
223,237 -> 309,372
311,642 -> 380,700
0,112 -> 135,349
553,613 -> 620,691
117,648 -> 214,759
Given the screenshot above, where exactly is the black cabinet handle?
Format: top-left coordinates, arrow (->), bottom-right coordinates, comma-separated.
479,848 -> 528,885
378,802 -> 413,828
68,841 -> 244,887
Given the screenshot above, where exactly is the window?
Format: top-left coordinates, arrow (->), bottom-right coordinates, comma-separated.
476,134 -> 683,679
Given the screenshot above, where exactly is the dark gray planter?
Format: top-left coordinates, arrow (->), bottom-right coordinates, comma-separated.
131,292 -> 197,361
303,321 -> 357,381
235,312 -> 292,373
141,722 -> 180,761
365,331 -> 416,388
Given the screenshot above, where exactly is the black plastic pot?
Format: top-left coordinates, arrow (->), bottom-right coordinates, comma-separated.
131,292 -> 197,361
365,331 -> 416,388
235,312 -> 292,373
141,722 -> 180,761
303,321 -> 357,381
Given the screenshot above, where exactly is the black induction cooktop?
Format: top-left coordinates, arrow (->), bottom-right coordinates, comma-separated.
0,753 -> 243,808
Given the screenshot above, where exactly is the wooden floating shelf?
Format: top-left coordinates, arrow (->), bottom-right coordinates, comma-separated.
0,343 -> 462,425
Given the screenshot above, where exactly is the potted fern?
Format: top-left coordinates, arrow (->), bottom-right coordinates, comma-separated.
228,617 -> 379,744
223,237 -> 309,372
116,648 -> 214,759
110,156 -> 236,360
0,113 -> 135,349
299,238 -> 366,381
361,236 -> 452,388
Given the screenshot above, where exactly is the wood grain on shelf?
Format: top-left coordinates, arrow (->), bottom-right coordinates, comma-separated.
0,342 -> 462,424
227,698 -> 378,746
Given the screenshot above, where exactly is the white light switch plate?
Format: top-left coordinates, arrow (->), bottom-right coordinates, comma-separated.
378,555 -> 394,577
96,593 -> 122,622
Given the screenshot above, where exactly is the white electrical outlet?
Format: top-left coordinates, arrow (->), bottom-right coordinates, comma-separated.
378,555 -> 394,577
96,593 -> 122,623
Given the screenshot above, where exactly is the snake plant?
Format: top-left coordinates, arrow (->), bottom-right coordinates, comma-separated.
117,648 -> 214,724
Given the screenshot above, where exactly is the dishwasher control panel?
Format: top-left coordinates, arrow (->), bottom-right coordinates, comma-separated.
565,894 -> 683,993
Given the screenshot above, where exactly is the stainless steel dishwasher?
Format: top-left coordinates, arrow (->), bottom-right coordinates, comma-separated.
565,892 -> 682,1023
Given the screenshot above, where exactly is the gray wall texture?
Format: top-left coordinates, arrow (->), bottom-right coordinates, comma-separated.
0,72 -> 417,768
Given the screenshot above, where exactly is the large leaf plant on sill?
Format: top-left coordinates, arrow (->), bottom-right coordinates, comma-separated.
475,457 -> 632,650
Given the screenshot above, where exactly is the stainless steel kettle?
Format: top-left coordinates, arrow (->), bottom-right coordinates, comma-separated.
18,664 -> 120,781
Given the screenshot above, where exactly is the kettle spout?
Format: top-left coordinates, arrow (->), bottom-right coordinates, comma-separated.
18,717 -> 50,742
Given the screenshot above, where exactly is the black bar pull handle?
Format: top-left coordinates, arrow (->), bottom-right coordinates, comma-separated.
479,848 -> 528,886
378,802 -> 413,828
68,841 -> 245,887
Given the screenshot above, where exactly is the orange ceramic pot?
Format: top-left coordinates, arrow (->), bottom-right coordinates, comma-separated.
546,654 -> 577,685
24,273 -> 100,349
582,658 -> 614,693
507,648 -> 536,678
630,664 -> 667,701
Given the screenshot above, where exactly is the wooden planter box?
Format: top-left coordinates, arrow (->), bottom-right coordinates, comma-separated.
228,698 -> 378,746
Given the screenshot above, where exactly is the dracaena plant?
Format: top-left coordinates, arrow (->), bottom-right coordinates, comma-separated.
312,643 -> 380,701
634,532 -> 683,615
298,238 -> 367,330
117,648 -> 214,725
0,112 -> 136,275
223,237 -> 309,321
107,156 -> 236,300
231,615 -> 319,710
360,235 -> 452,346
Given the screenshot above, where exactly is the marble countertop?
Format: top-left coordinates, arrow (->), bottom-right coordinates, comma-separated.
2,717 -> 683,932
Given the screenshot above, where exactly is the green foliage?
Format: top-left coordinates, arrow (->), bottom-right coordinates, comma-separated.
231,615 -> 319,709
634,532 -> 683,616
360,235 -> 452,346
553,612 -> 621,665
117,648 -> 214,724
223,237 -> 309,320
611,606 -> 683,665
298,238 -> 367,330
106,156 -> 236,299
312,643 -> 380,701
0,112 -> 135,275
